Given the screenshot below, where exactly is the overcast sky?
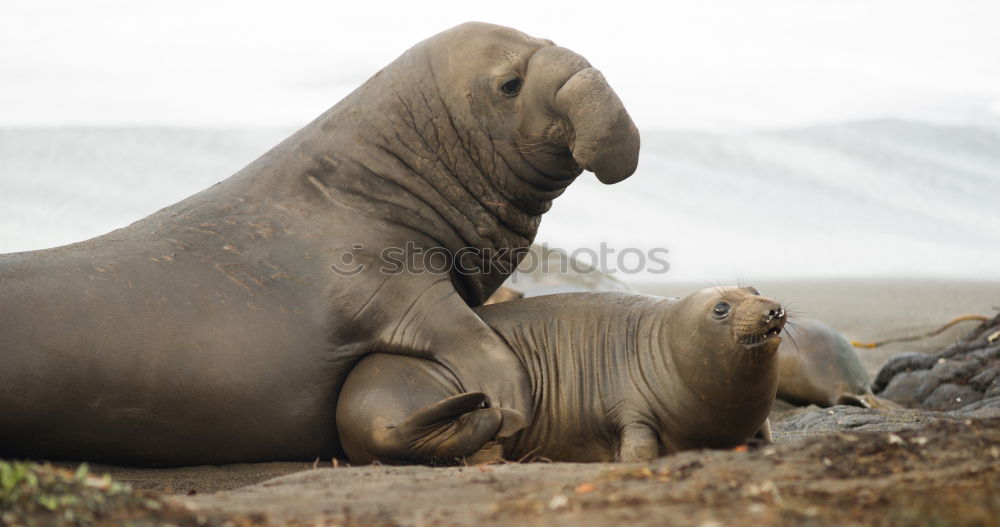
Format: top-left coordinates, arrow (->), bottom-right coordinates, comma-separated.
2,0 -> 999,131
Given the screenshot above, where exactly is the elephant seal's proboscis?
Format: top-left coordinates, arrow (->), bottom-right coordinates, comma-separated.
0,22 -> 640,466
337,286 -> 786,465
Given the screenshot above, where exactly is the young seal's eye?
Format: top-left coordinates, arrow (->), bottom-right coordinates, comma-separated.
500,78 -> 522,96
713,302 -> 731,317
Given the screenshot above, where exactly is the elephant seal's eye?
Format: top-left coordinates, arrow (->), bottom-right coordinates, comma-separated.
713,302 -> 731,318
500,78 -> 522,96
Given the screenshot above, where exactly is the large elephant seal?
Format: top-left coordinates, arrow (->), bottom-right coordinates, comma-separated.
337,286 -> 786,465
0,22 -> 640,466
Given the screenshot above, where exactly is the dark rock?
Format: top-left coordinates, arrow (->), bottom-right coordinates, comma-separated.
929,356 -> 983,381
879,370 -> 941,406
871,352 -> 938,392
969,344 -> 1000,363
874,312 -> 1000,409
968,364 -> 1000,391
960,395 -> 1000,411
922,383 -> 982,411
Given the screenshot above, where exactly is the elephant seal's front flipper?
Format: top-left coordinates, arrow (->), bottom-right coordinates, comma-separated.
617,423 -> 660,462
346,391 -> 507,465
338,354 -> 526,465
376,393 -> 505,465
363,277 -> 536,426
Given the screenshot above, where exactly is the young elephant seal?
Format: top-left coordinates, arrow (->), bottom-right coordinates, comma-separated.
484,262 -> 892,412
0,22 -> 640,466
337,286 -> 786,465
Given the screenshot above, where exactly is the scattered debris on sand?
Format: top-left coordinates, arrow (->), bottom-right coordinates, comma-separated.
0,461 -> 263,526
173,418 -> 1000,527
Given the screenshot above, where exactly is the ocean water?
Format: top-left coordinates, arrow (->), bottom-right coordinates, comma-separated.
1,120 -> 998,280
539,119 -> 1000,280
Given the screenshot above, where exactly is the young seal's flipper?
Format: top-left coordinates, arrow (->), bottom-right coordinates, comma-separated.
755,418 -> 773,442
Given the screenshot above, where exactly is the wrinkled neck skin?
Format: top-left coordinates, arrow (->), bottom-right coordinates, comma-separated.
495,297 -> 663,461
236,43 -> 578,304
499,298 -> 777,460
658,309 -> 779,450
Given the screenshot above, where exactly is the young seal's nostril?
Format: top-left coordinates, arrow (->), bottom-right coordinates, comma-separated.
764,306 -> 784,323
